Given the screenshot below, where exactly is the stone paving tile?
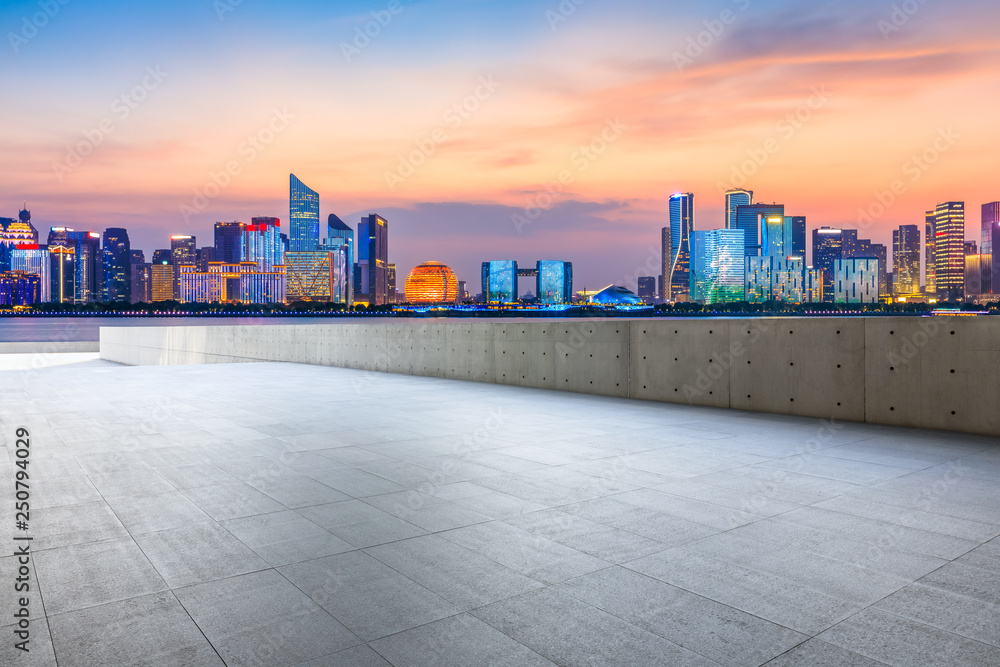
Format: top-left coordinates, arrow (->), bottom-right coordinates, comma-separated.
6,358 -> 1000,666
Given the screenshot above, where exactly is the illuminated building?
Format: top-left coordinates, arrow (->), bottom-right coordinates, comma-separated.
171,235 -> 196,300
151,261 -> 174,302
244,218 -> 284,271
0,271 -> 41,305
482,261 -> 518,303
11,244 -> 50,303
179,262 -> 286,304
536,260 -> 573,304
289,174 -> 320,252
589,285 -> 643,305
659,226 -> 670,301
49,245 -> 75,304
805,268 -> 824,303
404,262 -> 459,304
668,193 -> 694,299
285,249 -> 350,304
102,228 -> 131,302
760,215 -> 804,258
214,221 -> 246,263
690,229 -> 744,304
925,210 -> 936,295
197,247 -> 215,271
637,276 -> 656,304
724,189 -> 753,230
745,255 -> 806,303
387,263 -> 397,304
0,205 -> 39,271
48,228 -> 102,303
933,202 -> 965,301
982,202 -> 999,258
131,262 -> 151,303
984,202 -> 1000,294
965,253 -> 988,297
812,227 -> 844,302
355,214 -> 388,306
834,258 -> 879,303
893,225 -> 921,295
735,203 -> 784,257
325,214 -> 354,303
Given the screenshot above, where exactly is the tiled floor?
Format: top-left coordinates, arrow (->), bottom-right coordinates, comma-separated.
1,357 -> 999,666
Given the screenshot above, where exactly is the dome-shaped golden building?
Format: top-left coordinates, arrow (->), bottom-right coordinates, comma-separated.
404,262 -> 459,304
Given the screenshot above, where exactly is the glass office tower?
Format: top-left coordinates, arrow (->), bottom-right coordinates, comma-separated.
289,174 -> 320,252
933,201 -> 965,301
812,227 -> 844,302
724,189 -> 753,230
325,214 -> 354,304
893,225 -> 921,295
668,193 -> 694,300
11,244 -> 50,303
355,214 -> 388,306
690,229 -> 744,305
735,203 -> 784,257
102,227 -> 131,302
482,261 -> 518,303
536,260 -> 573,304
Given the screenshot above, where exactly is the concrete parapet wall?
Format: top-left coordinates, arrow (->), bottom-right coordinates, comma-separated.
0,341 -> 100,354
99,318 -> 1000,436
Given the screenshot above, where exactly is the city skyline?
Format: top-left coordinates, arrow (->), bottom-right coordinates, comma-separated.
2,0 -> 999,291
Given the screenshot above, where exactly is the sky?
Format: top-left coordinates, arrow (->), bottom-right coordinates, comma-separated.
2,0 -> 999,292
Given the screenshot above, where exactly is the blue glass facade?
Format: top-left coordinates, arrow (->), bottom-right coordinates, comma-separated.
536,261 -> 573,304
482,260 -> 518,302
735,203 -> 784,257
690,229 -> 745,304
725,189 -> 752,230
102,227 -> 131,302
289,174 -> 320,252
668,193 -> 694,299
834,258 -> 879,303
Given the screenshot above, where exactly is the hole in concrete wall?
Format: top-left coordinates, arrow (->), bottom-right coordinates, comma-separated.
789,330 -> 794,335
709,391 -> 713,395
674,388 -> 679,392
789,362 -> 794,367
890,331 -> 895,335
890,407 -> 895,411
951,331 -> 955,335
747,361 -> 751,365
950,369 -> 955,373
747,394 -> 751,398
890,367 -> 895,371
837,364 -> 842,368
709,330 -> 714,334
837,402 -> 841,406
837,330 -> 841,334
675,330 -> 678,334
952,411 -> 956,415
790,398 -> 795,402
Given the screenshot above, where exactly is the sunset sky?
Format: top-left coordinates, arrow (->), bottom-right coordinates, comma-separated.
2,0 -> 998,292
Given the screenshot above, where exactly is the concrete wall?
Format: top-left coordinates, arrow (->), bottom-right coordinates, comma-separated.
0,341 -> 100,354
100,317 -> 1000,436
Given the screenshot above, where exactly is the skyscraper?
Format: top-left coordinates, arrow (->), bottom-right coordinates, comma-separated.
387,264 -> 397,304
289,174 -> 320,252
735,203 -> 784,257
49,245 -> 75,304
245,217 -> 283,272
925,210 -> 936,295
690,229 -> 744,304
760,214 -> 803,258
933,201 -> 966,301
637,276 -> 656,304
724,189 -> 753,230
355,214 -> 388,306
659,226 -> 670,302
214,221 -> 246,263
812,227 -> 844,302
668,193 -> 694,300
102,228 -> 131,302
197,247 -> 215,272
892,225 -> 921,296
325,214 -> 354,304
788,216 -> 806,257
1,205 -> 38,271
745,255 -> 806,304
170,235 -> 196,300
50,230 -> 101,304
983,202 -> 1000,294
11,244 -> 49,303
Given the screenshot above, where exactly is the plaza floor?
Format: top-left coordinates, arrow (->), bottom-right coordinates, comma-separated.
1,355 -> 999,666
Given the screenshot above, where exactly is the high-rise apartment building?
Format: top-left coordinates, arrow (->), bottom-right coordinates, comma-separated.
289,174 -> 320,252
355,214 -> 388,306
690,229 -> 744,304
892,225 -> 921,295
668,193 -> 694,300
102,228 -> 131,302
933,201 -> 965,301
